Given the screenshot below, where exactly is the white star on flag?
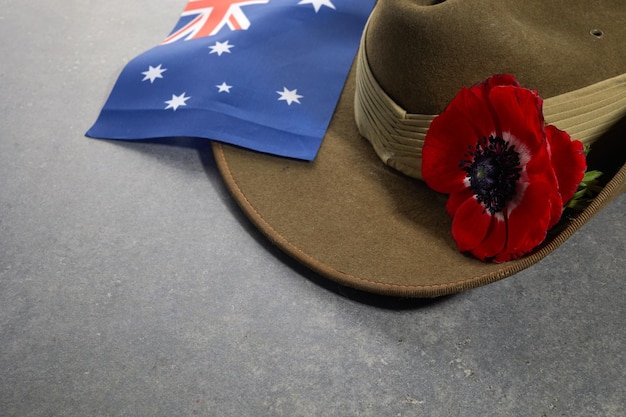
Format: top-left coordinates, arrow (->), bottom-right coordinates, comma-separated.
277,87 -> 303,105
298,0 -> 335,13
164,92 -> 190,111
209,40 -> 235,56
216,82 -> 232,93
141,64 -> 167,83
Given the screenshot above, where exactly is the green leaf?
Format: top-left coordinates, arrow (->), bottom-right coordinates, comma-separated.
563,169 -> 603,213
581,170 -> 603,183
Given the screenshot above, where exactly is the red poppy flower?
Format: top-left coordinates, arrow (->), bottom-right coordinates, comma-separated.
422,74 -> 586,262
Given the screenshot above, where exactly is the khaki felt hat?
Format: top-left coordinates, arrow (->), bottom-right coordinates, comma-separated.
212,0 -> 626,297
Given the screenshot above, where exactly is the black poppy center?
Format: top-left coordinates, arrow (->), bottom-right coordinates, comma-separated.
460,135 -> 522,214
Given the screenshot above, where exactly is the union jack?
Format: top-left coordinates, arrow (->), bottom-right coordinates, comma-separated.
162,0 -> 271,44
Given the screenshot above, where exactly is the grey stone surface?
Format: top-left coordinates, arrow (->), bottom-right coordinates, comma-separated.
0,1 -> 624,416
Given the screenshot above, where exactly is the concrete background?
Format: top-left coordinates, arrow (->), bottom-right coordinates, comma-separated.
1,1 -> 624,416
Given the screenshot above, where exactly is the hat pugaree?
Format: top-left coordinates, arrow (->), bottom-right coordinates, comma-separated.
213,0 -> 626,297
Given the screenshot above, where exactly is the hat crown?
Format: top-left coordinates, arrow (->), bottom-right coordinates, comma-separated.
366,0 -> 626,114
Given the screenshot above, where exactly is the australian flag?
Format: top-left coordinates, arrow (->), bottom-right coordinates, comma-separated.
87,0 -> 376,160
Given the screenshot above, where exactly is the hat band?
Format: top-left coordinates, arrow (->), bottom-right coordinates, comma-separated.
355,31 -> 626,181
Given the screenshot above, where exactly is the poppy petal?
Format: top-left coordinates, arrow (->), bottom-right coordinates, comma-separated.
483,74 -> 520,90
451,196 -> 493,253
446,188 -> 475,217
488,86 -> 545,151
422,128 -> 471,193
500,181 -> 555,261
546,125 -> 586,204
458,85 -> 499,138
470,215 -> 507,262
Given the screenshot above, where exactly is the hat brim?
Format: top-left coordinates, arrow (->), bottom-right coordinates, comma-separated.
212,65 -> 626,298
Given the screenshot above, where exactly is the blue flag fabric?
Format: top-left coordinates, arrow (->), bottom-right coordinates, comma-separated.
87,0 -> 376,160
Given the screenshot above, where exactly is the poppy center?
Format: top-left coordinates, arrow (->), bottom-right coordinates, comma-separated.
460,135 -> 522,214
